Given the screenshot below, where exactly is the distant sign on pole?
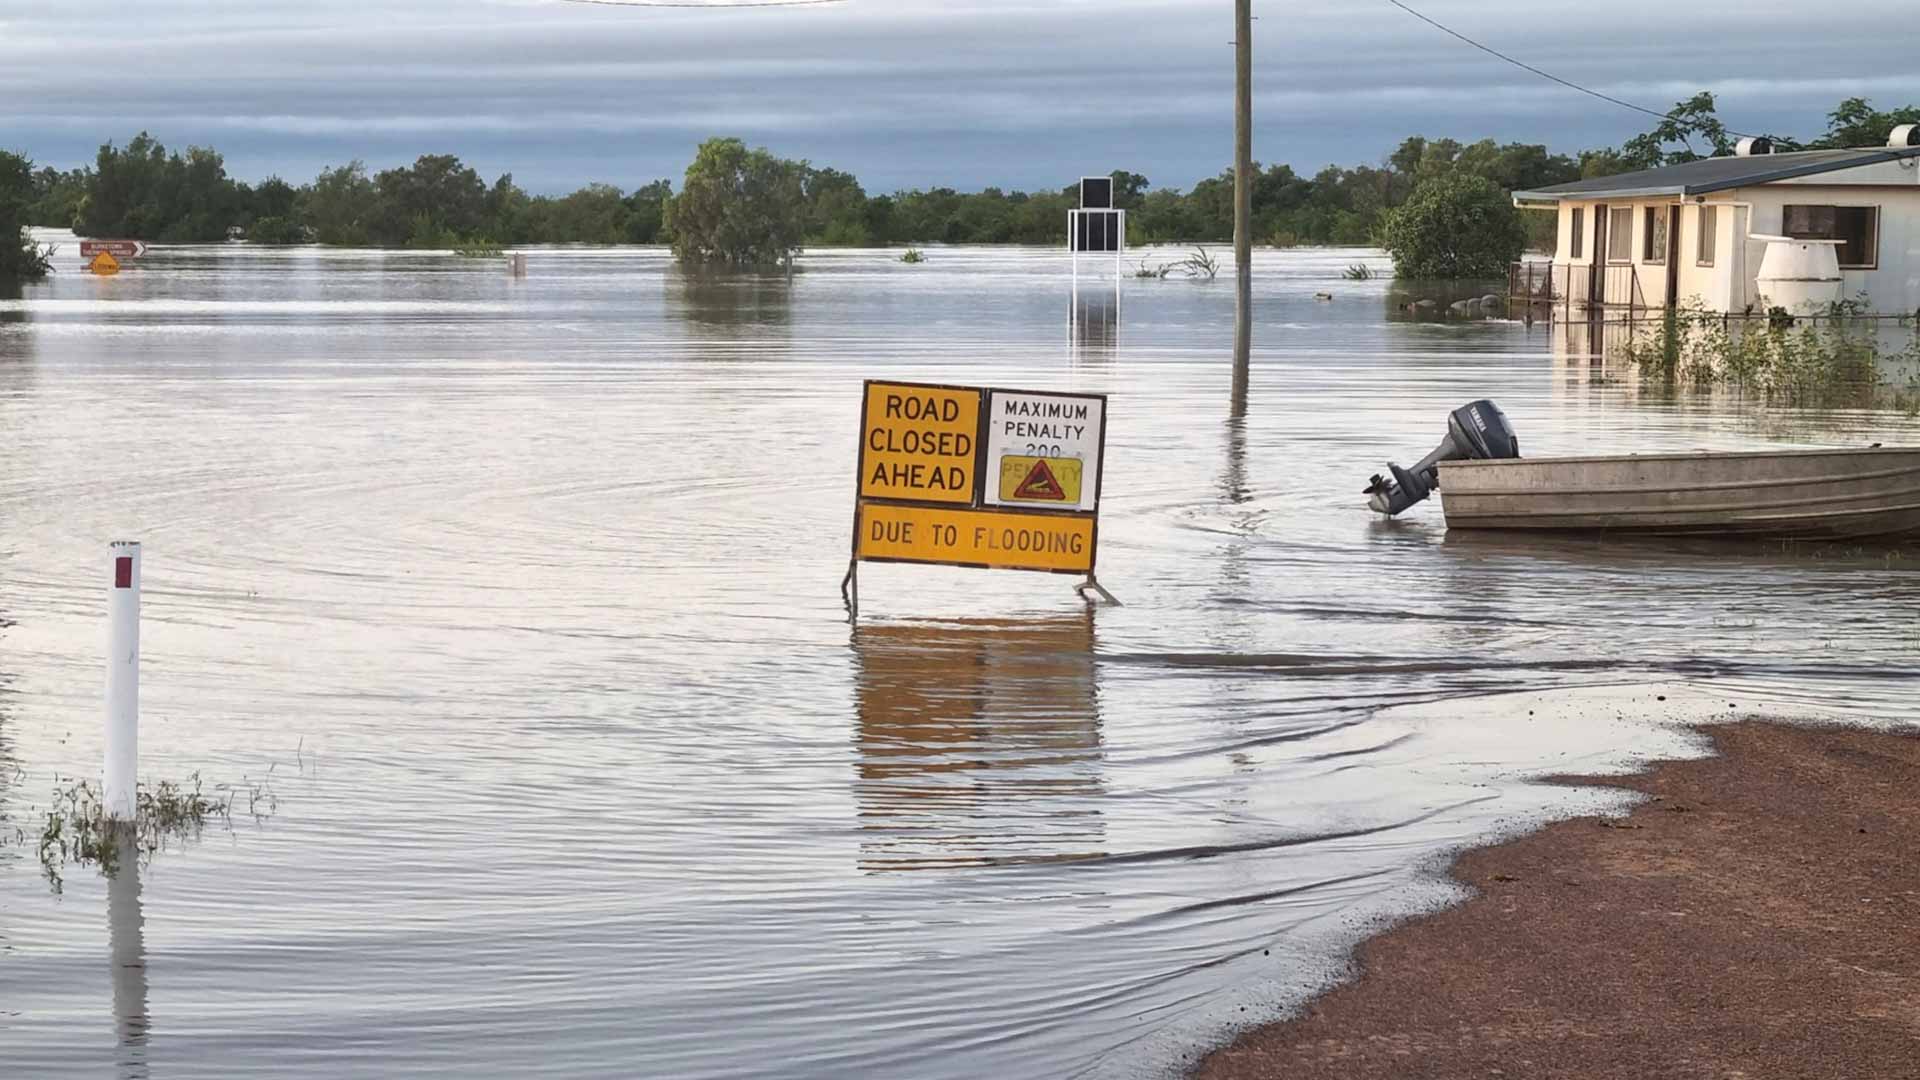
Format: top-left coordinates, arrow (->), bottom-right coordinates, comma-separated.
844,380 -> 1113,615
1068,175 -> 1124,271
80,240 -> 147,260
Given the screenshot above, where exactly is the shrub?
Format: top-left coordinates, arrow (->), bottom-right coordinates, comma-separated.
1380,172 -> 1526,279
247,215 -> 306,244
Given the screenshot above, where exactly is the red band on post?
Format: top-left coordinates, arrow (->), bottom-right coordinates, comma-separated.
114,557 -> 132,589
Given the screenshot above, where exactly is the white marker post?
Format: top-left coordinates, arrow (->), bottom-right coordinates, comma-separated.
105,541 -> 141,821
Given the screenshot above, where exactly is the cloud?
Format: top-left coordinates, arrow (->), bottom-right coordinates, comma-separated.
4,0 -> 1918,192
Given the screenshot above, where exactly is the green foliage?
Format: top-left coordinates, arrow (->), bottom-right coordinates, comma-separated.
1618,92 -> 1735,169
667,137 -> 808,268
1380,172 -> 1526,279
1,150 -> 55,280
31,772 -> 273,892
246,215 -> 306,244
1613,302 -> 1920,410
304,160 -> 375,245
26,93 -> 1914,259
1807,98 -> 1920,149
899,246 -> 925,264
77,133 -> 247,241
1343,263 -> 1375,281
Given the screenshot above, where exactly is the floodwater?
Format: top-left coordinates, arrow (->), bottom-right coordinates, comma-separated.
3,236 -> 1918,1079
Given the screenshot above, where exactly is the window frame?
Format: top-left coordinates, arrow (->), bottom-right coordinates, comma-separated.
1696,204 -> 1717,267
1642,205 -> 1668,265
1569,206 -> 1585,260
1606,207 -> 1633,264
1782,204 -> 1880,271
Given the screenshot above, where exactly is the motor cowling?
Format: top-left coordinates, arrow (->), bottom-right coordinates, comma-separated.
1365,399 -> 1519,516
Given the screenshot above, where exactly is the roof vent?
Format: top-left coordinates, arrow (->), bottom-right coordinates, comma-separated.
1890,124 -> 1919,148
1735,136 -> 1773,157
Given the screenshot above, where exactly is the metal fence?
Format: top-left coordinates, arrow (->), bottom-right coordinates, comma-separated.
1510,261 -> 1648,320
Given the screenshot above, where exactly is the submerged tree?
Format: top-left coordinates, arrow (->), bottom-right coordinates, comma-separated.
667,138 -> 807,268
1,151 -> 54,281
1380,172 -> 1525,279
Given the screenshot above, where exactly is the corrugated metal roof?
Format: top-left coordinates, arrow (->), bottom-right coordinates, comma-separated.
1512,147 -> 1920,202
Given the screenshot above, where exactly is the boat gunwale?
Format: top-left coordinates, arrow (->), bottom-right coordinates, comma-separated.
1439,464 -> 1920,499
1444,497 -> 1920,526
1440,447 -> 1920,470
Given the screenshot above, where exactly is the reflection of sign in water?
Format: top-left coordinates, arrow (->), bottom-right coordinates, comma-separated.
852,616 -> 1104,870
846,381 -> 1109,595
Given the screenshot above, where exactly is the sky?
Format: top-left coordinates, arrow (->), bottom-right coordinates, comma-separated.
5,0 -> 1919,195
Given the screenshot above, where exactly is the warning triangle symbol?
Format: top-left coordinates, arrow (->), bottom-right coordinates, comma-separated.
1014,459 -> 1067,500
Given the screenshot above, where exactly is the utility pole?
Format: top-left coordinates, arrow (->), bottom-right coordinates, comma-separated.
1231,0 -> 1252,409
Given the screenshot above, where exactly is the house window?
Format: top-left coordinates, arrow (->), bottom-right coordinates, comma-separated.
1569,207 -> 1584,260
1782,205 -> 1879,269
1696,205 -> 1717,267
1607,207 -> 1633,263
1643,206 -> 1668,264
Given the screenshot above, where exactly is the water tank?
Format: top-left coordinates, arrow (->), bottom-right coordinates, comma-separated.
1750,233 -> 1844,315
1735,136 -> 1773,157
1890,124 -> 1920,148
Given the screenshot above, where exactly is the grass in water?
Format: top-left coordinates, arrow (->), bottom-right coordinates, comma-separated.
1134,248 -> 1220,280
1342,263 -> 1376,281
1610,302 -> 1920,413
30,773 -> 275,891
899,247 -> 925,264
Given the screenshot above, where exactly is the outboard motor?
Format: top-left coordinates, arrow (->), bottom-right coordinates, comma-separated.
1365,399 -> 1519,516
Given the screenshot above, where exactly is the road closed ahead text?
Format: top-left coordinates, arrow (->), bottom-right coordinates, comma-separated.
860,384 -> 979,504
858,504 -> 1095,573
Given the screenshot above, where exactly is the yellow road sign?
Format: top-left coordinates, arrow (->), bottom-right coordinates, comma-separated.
857,503 -> 1095,574
997,455 -> 1082,505
858,382 -> 980,505
89,252 -> 120,275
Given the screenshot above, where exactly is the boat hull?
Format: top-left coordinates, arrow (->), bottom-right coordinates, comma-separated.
1438,448 -> 1920,538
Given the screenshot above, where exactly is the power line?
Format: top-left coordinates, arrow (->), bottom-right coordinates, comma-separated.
1383,0 -> 1763,139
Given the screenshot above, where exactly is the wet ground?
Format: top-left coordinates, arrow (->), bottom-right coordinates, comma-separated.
2,238 -> 1917,1078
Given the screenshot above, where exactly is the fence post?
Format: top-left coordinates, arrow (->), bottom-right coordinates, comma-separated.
105,541 -> 141,821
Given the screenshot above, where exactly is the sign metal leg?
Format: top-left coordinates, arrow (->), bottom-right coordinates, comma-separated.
1076,575 -> 1121,607
841,559 -> 859,621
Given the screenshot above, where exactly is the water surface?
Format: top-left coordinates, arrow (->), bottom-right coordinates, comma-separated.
3,238 -> 1918,1078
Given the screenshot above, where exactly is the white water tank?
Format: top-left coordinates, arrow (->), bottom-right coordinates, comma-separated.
1751,234 -> 1844,314
1890,124 -> 1919,148
1735,136 -> 1773,157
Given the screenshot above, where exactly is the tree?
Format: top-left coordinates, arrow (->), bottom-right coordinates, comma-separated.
802,166 -> 869,245
305,161 -> 375,245
667,138 -> 807,268
625,180 -> 673,244
1380,172 -> 1526,279
1809,97 -> 1920,149
371,154 -> 487,246
1,151 -> 55,281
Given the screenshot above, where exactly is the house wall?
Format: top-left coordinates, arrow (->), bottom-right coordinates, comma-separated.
1718,184 -> 1920,314
1551,173 -> 1920,314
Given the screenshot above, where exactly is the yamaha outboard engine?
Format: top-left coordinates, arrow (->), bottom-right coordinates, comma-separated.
1365,399 -> 1519,516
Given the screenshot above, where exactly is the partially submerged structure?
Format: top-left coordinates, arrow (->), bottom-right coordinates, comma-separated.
1513,130 -> 1920,316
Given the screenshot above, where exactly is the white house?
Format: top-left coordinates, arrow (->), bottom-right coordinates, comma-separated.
1513,134 -> 1920,316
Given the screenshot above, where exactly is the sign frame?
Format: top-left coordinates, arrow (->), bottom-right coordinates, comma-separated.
844,379 -> 1114,616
